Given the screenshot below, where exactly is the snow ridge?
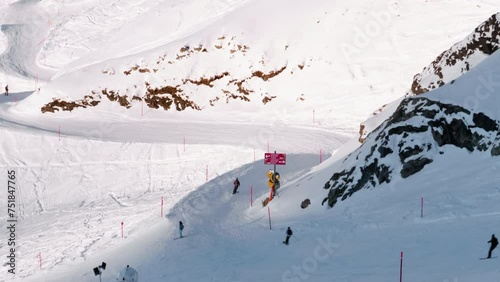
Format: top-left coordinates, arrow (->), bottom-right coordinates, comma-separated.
411,12 -> 500,95
358,12 -> 500,144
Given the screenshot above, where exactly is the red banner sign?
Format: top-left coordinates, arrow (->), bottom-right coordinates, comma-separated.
264,153 -> 286,165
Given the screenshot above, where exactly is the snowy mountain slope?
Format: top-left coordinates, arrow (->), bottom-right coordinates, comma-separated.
0,109 -> 343,280
20,128 -> 500,282
0,125 -> 261,279
411,12 -> 500,95
9,52 -> 500,281
1,0 -> 497,137
0,0 -> 251,76
0,1 -> 500,282
323,46 -> 500,208
359,12 -> 500,143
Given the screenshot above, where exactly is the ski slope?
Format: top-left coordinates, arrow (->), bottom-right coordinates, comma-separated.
18,143 -> 500,282
0,0 -> 499,281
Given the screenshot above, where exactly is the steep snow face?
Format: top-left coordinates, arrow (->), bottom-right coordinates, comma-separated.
358,12 -> 500,143
411,12 -> 500,95
323,50 -> 500,208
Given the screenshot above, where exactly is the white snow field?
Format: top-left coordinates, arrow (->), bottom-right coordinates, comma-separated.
0,0 -> 499,281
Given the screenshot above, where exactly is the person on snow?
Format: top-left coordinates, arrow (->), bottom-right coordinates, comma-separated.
4,85 -> 8,96
487,234 -> 498,258
233,177 -> 240,194
283,227 -> 293,245
179,221 -> 184,238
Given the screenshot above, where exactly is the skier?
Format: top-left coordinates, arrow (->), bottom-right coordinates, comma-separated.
179,221 -> 184,238
283,227 -> 293,245
4,85 -> 8,96
232,177 -> 240,194
487,234 -> 498,258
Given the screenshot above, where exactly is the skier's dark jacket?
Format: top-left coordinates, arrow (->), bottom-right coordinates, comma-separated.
489,236 -> 498,248
286,228 -> 293,236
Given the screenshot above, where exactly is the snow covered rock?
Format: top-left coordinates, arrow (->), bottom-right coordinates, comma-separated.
323,97 -> 500,208
358,13 -> 500,143
411,13 -> 500,95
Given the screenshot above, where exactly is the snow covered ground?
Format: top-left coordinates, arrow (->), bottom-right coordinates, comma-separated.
0,0 -> 499,281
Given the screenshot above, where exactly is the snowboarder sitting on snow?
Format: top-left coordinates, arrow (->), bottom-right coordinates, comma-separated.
488,234 -> 498,258
232,177 -> 240,194
179,221 -> 184,238
283,227 -> 293,245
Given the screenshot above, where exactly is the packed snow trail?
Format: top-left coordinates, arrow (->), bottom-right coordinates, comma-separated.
15,153 -> 325,281
129,150 -> 500,282
0,95 -> 349,153
158,154 -> 323,281
24,148 -> 500,282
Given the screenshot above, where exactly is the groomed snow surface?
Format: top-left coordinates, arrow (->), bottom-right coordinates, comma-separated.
4,131 -> 500,282
0,0 -> 500,281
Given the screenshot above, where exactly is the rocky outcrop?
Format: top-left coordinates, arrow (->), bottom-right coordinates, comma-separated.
327,13 -> 500,209
41,35 -> 298,113
301,199 -> 311,209
143,83 -> 200,111
411,13 -> 500,95
323,97 -> 500,208
359,13 -> 500,145
41,95 -> 101,113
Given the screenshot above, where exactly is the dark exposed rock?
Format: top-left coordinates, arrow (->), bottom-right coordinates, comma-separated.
324,158 -> 392,207
252,66 -> 287,81
400,157 -> 433,178
41,95 -> 101,113
301,199 -> 311,209
429,118 -> 487,151
365,145 -> 376,161
183,72 -> 230,87
492,134 -> 500,156
323,96 -> 500,208
325,186 -> 344,208
443,104 -> 470,116
399,145 -> 425,162
102,89 -> 131,108
376,164 -> 391,184
473,112 -> 498,132
492,144 -> 500,156
340,160 -> 379,201
411,13 -> 500,95
388,125 -> 428,136
321,197 -> 328,206
262,197 -> 270,207
144,85 -> 200,111
326,13 -> 500,209
378,146 -> 393,158
324,167 -> 356,190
